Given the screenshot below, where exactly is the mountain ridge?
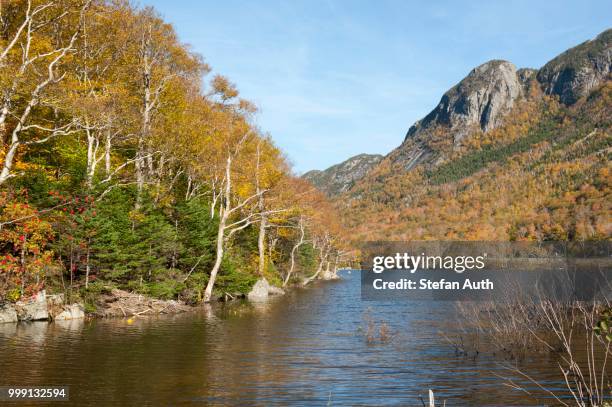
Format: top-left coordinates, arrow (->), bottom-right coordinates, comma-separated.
302,153 -> 383,196
304,29 -> 611,196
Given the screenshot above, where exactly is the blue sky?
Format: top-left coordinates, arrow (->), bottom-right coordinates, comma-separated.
142,0 -> 610,173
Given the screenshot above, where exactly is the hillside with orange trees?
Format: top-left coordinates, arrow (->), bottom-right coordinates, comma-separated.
341,81 -> 611,241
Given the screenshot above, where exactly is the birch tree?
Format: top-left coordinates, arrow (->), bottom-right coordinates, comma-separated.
253,136 -> 284,276
202,127 -> 263,302
302,231 -> 334,286
283,215 -> 308,287
0,0 -> 91,185
68,1 -> 132,189
129,7 -> 202,206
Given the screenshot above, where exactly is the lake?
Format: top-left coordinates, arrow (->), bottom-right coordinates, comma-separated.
0,270 -> 569,406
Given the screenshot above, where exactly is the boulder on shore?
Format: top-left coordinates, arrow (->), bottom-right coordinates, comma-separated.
54,303 -> 85,321
0,291 -> 86,323
0,304 -> 18,324
46,293 -> 85,321
247,278 -> 285,302
321,268 -> 339,281
15,290 -> 49,321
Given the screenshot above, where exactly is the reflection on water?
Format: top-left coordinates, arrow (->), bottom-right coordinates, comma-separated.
0,271 -> 572,406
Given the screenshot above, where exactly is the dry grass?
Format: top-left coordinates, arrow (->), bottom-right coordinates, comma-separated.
454,297 -> 612,406
360,308 -> 396,345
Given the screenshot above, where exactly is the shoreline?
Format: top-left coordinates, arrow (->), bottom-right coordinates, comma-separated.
0,275 -> 342,325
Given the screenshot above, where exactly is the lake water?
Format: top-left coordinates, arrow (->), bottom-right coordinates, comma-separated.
0,271 -> 571,406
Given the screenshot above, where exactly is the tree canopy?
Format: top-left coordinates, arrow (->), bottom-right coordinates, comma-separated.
0,0 -> 346,305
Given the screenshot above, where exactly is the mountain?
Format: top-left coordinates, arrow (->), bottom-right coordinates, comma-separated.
345,83 -> 611,240
302,60 -> 534,195
390,60 -> 526,170
302,153 -> 383,196
334,29 -> 611,241
407,60 -> 524,141
389,29 -> 611,170
538,29 -> 611,105
315,28 -> 611,182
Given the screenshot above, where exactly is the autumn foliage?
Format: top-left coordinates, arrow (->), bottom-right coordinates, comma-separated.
343,82 -> 611,242
0,0 -> 345,304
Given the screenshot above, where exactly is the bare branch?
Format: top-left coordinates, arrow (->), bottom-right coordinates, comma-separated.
227,188 -> 268,216
99,152 -> 160,184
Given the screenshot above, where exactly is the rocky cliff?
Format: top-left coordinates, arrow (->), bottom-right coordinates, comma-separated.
302,153 -> 383,196
388,30 -> 610,170
388,59 -> 526,169
405,60 -> 524,143
305,29 -> 611,194
537,29 -> 611,105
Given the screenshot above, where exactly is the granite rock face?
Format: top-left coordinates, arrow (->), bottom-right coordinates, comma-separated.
387,60 -> 524,169
303,29 -> 611,194
537,29 -> 611,105
405,60 -> 523,144
302,153 -> 383,196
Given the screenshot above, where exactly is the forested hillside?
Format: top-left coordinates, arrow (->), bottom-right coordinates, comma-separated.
0,0 -> 346,306
344,81 -> 611,241
314,30 -> 612,243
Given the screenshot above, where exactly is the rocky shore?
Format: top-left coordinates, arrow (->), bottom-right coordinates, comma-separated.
0,271 -> 341,324
0,291 -> 84,324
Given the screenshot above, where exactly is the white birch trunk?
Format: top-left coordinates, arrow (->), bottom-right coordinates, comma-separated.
283,217 -> 306,287
203,154 -> 232,302
204,207 -> 227,303
105,129 -> 112,176
135,40 -> 151,208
